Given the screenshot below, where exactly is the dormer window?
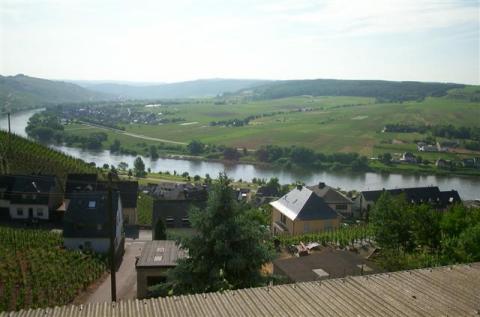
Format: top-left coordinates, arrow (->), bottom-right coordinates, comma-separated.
88,201 -> 96,208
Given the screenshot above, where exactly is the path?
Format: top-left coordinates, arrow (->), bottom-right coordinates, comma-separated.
78,121 -> 187,145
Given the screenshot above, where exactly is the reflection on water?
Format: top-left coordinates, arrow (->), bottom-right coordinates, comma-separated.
1,109 -> 479,200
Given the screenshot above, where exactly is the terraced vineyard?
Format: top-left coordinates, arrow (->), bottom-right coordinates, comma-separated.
277,224 -> 374,249
0,226 -> 106,311
0,131 -> 95,179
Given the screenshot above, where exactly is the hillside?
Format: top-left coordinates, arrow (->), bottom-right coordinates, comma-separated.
0,75 -> 109,113
81,78 -> 270,99
0,131 -> 96,180
233,79 -> 465,102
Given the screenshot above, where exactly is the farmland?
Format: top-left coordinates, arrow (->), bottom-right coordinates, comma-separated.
0,226 -> 106,311
60,87 -> 480,161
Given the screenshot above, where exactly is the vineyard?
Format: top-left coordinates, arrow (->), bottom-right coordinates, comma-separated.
0,131 -> 96,180
276,225 -> 374,249
0,226 -> 106,312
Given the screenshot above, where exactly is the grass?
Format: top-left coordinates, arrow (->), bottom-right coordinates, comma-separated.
62,88 -> 480,173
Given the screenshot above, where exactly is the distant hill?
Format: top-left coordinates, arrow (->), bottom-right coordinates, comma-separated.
82,78 -> 270,99
0,74 -> 109,113
232,79 -> 465,102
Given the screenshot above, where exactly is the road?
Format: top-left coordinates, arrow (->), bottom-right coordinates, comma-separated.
82,230 -> 152,304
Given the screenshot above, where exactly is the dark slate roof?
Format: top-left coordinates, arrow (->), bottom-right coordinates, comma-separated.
256,186 -> 280,197
274,248 -> 381,282
307,183 -> 353,204
116,181 -> 139,208
63,191 -> 120,238
0,175 -> 15,200
136,240 -> 187,268
9,174 -> 57,205
65,173 -> 99,198
361,187 -> 462,208
439,190 -> 462,207
270,186 -> 339,221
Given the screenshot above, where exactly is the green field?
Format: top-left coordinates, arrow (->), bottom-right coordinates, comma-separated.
64,88 -> 480,162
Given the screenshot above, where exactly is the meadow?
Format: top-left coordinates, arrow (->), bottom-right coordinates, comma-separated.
63,87 -> 480,163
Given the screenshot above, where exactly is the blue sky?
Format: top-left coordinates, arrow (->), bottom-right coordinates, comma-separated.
1,0 -> 479,84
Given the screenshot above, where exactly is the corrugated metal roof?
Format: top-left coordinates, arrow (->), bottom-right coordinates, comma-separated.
2,263 -> 479,317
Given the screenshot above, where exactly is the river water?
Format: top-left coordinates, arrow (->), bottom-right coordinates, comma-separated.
1,109 -> 479,199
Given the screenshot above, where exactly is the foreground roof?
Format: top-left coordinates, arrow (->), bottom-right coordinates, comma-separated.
136,240 -> 186,268
270,186 -> 339,221
3,263 -> 479,317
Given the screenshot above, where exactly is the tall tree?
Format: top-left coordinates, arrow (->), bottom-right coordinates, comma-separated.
168,173 -> 273,295
370,192 -> 414,251
133,156 -> 146,177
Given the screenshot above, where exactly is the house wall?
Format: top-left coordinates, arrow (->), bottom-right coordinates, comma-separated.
64,237 -> 110,253
9,204 -> 49,220
0,198 -> 9,209
123,207 -> 137,225
272,208 -> 294,234
272,208 -> 340,235
136,267 -> 171,299
293,218 -> 340,235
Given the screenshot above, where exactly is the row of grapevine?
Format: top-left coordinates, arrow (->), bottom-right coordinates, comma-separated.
0,131 -> 96,181
276,225 -> 374,249
0,226 -> 106,312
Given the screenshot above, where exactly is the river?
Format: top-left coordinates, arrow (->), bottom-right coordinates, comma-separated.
1,109 -> 479,199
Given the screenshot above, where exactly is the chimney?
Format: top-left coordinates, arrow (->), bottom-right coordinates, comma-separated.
318,182 -> 326,189
296,184 -> 303,190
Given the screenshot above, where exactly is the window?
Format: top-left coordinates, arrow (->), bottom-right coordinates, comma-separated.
324,220 -> 332,231
336,204 -> 348,210
37,207 -> 44,217
32,194 -> 37,200
303,222 -> 310,233
22,194 -> 26,199
165,217 -> 175,228
182,217 -> 190,228
88,201 -> 96,208
97,224 -> 103,231
280,213 -> 287,224
17,208 -> 24,216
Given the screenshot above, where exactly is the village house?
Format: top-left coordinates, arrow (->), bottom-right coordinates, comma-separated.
135,240 -> 186,299
148,182 -> 208,237
65,174 -> 138,225
7,174 -> 63,221
436,158 -> 450,168
270,185 -> 341,236
63,191 -> 124,256
307,182 -> 353,217
354,186 -> 461,216
400,152 -> 417,163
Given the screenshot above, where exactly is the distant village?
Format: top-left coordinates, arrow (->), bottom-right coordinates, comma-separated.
0,171 -> 470,301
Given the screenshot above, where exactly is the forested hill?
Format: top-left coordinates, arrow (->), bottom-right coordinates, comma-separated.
80,78 -> 270,99
0,74 -> 109,113
232,79 -> 465,102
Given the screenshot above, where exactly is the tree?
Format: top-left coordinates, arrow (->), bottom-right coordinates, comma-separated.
410,204 -> 441,251
370,192 -> 414,251
167,173 -> 273,295
118,161 -> 128,171
223,147 -> 240,161
187,140 -> 205,155
110,139 -> 121,153
154,219 -> 167,240
149,145 -> 159,159
134,156 -> 146,177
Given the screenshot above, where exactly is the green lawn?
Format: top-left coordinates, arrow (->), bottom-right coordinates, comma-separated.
64,88 -> 480,160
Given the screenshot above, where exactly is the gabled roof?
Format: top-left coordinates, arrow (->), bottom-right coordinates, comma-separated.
65,173 -> 99,197
361,187 -> 462,208
307,183 -> 352,204
63,191 -> 120,238
9,174 -> 57,205
3,263 -> 479,317
116,181 -> 139,208
270,186 -> 339,221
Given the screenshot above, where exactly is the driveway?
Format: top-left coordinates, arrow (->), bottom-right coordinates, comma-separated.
82,232 -> 152,304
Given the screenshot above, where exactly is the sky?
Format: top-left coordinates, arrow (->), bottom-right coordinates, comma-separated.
0,0 -> 479,84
